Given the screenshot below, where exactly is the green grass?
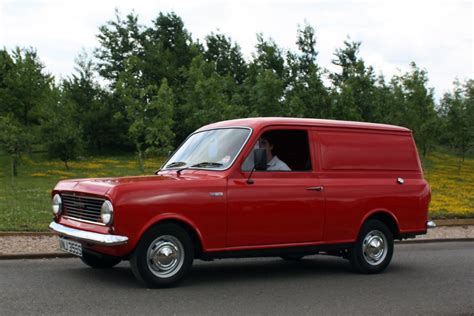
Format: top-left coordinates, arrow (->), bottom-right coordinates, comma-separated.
0,151 -> 473,232
423,151 -> 474,219
0,153 -> 164,231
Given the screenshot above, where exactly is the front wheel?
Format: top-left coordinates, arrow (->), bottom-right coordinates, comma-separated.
349,219 -> 393,274
130,223 -> 194,288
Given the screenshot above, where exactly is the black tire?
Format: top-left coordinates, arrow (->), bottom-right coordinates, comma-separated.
349,219 -> 394,274
281,254 -> 304,261
130,223 -> 194,288
80,251 -> 121,269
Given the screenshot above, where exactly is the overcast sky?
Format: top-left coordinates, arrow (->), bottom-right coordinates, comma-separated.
1,0 -> 472,100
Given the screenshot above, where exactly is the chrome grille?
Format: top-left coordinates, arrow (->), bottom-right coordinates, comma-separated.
62,194 -> 104,225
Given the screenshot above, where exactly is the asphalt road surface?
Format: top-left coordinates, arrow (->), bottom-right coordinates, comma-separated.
1,242 -> 473,315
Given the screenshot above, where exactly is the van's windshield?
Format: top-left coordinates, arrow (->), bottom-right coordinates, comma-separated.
163,128 -> 251,171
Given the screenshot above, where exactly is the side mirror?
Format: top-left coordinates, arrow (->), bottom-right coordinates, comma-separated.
167,150 -> 174,158
253,148 -> 267,171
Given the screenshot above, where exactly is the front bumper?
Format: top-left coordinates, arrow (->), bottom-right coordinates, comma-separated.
49,222 -> 128,246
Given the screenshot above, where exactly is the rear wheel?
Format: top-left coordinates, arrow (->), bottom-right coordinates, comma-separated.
349,219 -> 393,274
80,251 -> 121,269
130,223 -> 194,288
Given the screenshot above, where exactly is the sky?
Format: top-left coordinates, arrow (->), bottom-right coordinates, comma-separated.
0,0 -> 472,100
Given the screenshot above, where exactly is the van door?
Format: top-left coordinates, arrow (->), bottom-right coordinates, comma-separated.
227,128 -> 325,247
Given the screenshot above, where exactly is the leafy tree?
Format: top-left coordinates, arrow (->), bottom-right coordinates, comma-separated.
330,40 -> 378,121
0,47 -> 54,150
0,50 -> 15,105
116,56 -> 175,171
182,55 -> 244,134
144,79 -> 175,156
0,115 -> 30,176
142,12 -> 201,90
390,63 -> 438,156
143,12 -> 202,142
95,10 -> 145,86
204,32 -> 247,84
63,52 -> 128,151
241,35 -> 287,117
439,79 -> 474,163
249,69 -> 285,116
41,95 -> 84,169
0,48 -> 56,174
253,34 -> 286,78
285,23 -> 329,118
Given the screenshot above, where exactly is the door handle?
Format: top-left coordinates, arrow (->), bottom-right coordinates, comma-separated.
306,186 -> 324,191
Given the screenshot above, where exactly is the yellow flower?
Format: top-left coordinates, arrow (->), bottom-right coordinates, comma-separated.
31,173 -> 48,177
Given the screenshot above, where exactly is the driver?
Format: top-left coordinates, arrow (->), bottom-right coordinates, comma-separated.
259,136 -> 291,171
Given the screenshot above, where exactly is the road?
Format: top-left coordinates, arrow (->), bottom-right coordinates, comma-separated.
0,242 -> 473,315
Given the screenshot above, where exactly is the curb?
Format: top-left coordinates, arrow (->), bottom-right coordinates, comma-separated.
433,219 -> 474,226
0,232 -> 55,237
397,238 -> 474,244
0,253 -> 73,260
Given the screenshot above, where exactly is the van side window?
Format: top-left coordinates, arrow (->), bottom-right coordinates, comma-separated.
241,130 -> 312,172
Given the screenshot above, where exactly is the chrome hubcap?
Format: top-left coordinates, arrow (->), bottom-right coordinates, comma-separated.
147,235 -> 184,278
362,230 -> 387,265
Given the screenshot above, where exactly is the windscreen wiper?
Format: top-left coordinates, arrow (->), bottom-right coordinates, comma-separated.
190,162 -> 224,168
166,161 -> 187,168
155,161 -> 187,175
175,162 -> 224,176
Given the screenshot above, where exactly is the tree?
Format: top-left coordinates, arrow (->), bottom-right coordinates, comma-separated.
63,51 -> 128,152
142,12 -> 201,90
253,34 -> 286,78
116,56 -> 175,171
0,47 -> 54,151
0,115 -> 30,176
0,48 -> 56,174
330,40 -> 379,121
182,55 -> 244,134
390,63 -> 438,156
95,10 -> 145,86
41,110 -> 83,170
204,32 -> 247,84
249,69 -> 285,117
285,23 -> 329,118
439,79 -> 474,164
145,79 -> 175,156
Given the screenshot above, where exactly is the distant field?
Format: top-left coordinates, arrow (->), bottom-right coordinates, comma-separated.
0,151 -> 473,231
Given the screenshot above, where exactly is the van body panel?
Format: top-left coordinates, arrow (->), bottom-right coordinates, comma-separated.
311,127 -> 429,242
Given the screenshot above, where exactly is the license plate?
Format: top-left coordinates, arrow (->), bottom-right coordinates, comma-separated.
59,238 -> 82,257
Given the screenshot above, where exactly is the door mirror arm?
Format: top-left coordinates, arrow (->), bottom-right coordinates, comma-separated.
247,149 -> 267,184
246,166 -> 256,184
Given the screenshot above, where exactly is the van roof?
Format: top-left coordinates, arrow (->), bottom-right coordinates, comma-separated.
198,117 -> 411,133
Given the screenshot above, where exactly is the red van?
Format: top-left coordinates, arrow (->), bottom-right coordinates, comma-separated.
49,118 -> 434,287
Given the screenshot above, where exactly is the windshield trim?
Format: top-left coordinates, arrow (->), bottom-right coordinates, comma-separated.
160,126 -> 253,172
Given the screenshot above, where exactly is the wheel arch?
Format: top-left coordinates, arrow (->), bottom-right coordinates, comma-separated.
137,214 -> 205,258
360,209 -> 400,239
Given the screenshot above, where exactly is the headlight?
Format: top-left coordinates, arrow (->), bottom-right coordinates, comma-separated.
52,194 -> 62,215
101,200 -> 114,225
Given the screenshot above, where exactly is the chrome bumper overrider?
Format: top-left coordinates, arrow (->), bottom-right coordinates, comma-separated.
427,221 -> 436,229
49,222 -> 128,246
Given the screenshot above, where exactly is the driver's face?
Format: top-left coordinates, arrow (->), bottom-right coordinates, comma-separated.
259,138 -> 273,156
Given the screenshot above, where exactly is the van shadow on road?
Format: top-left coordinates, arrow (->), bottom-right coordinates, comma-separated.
64,255 -> 414,289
